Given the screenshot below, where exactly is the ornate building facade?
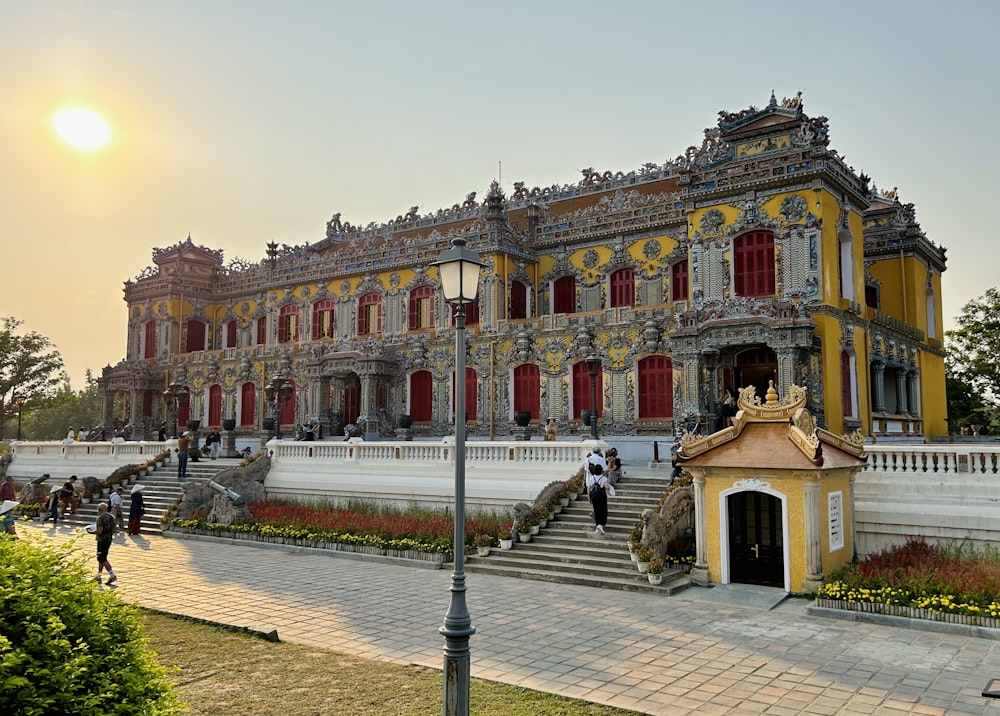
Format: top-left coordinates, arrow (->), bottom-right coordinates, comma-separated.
99,93 -> 947,442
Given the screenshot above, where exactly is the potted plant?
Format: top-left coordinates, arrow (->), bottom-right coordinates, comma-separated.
517,517 -> 533,543
500,535 -> 514,550
473,533 -> 493,557
636,547 -> 652,573
533,505 -> 549,530
646,557 -> 664,585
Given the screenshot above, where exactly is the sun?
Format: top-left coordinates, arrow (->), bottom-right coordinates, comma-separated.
53,107 -> 111,151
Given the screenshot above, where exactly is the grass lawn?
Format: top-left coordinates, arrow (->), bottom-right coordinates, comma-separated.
144,612 -> 641,716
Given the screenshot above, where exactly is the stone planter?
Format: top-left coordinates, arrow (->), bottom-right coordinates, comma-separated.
186,419 -> 201,432
647,573 -> 663,585
559,497 -> 570,507
514,411 -> 532,427
263,418 -> 275,432
476,546 -> 491,557
529,524 -> 540,536
221,419 -> 237,431
637,561 -> 649,574
398,414 -> 413,429
630,551 -> 639,562
500,539 -> 513,550
517,532 -> 531,543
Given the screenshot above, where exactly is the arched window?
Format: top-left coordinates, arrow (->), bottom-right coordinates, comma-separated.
553,276 -> 576,314
609,268 -> 635,308
224,320 -> 238,349
279,305 -> 299,343
510,280 -> 529,320
256,316 -> 267,345
240,382 -> 256,427
410,370 -> 433,422
841,351 -> 854,418
279,380 -> 296,425
513,364 -> 540,420
312,299 -> 335,339
208,384 -> 222,426
408,286 -> 435,330
638,356 -> 673,418
143,321 -> 156,359
186,319 -> 206,352
671,261 -> 689,302
452,367 -> 477,422
733,231 -> 776,297
450,300 -> 479,327
572,361 -> 602,419
357,293 -> 382,335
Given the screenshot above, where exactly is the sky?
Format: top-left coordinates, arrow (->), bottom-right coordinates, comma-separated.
1,0 -> 998,390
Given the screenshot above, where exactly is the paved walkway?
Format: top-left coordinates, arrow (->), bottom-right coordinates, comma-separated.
22,523 -> 1000,715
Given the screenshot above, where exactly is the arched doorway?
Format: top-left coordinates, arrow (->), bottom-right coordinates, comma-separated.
727,490 -> 784,587
734,346 -> 778,399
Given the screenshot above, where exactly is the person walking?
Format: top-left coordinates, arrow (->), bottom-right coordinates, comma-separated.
94,502 -> 118,584
59,476 -> 79,518
127,484 -> 146,535
109,486 -> 125,531
158,421 -> 167,442
585,448 -> 610,535
0,475 -> 15,502
41,484 -> 60,525
177,432 -> 190,478
1,499 -> 19,538
206,428 -> 222,460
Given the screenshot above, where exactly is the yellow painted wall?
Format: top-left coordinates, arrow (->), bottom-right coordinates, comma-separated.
920,351 -> 948,436
819,474 -> 855,577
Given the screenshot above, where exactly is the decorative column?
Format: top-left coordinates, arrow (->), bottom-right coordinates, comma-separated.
128,390 -> 141,439
690,471 -> 710,586
801,476 -> 825,592
895,367 -> 908,415
357,360 -> 380,439
776,349 -> 797,401
906,369 -> 920,417
871,360 -> 886,413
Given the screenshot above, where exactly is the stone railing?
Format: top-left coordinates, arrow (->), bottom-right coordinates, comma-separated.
8,440 -> 172,481
864,444 -> 1000,474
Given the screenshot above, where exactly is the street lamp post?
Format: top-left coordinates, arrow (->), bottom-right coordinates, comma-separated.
13,394 -> 26,441
163,380 -> 188,439
264,375 -> 295,440
433,237 -> 483,716
586,355 -> 602,440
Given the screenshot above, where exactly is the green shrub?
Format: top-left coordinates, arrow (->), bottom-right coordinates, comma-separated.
0,536 -> 182,715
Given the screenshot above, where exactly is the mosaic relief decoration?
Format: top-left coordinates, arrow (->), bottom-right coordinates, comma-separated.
780,195 -> 808,223
582,249 -> 600,269
699,209 -> 725,236
642,239 -> 661,260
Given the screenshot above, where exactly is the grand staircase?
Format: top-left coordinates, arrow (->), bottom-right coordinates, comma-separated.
466,467 -> 691,595
51,457 -> 241,536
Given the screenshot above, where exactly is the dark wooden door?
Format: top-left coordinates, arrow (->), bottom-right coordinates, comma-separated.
728,491 -> 784,587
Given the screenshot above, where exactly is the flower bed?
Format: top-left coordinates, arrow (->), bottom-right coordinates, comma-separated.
815,539 -> 1000,628
166,499 -> 513,561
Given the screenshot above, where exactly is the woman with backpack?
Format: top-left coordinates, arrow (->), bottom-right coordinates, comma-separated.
585,448 -> 610,535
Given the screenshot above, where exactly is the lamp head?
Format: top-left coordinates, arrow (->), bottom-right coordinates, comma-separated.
433,237 -> 484,305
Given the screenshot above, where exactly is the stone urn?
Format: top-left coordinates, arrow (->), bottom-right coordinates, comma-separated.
186,419 -> 201,432
398,414 -> 413,429
222,418 -> 237,431
647,573 -> 663,585
262,418 -> 275,432
514,411 -> 532,427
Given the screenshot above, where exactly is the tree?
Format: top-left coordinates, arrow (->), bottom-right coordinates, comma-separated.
945,288 -> 1000,432
0,317 -> 67,439
24,371 -> 102,440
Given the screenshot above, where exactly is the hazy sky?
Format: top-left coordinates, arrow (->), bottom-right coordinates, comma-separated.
2,1 -> 997,389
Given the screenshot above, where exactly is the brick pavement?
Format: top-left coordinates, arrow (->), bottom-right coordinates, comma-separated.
21,523 -> 1000,715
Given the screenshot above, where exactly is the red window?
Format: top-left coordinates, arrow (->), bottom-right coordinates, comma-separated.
408,286 -> 435,330
240,382 -> 256,426
357,293 -> 382,335
144,321 -> 156,359
452,367 -> 477,421
510,280 -> 528,320
279,380 -> 296,425
279,305 -> 299,343
186,319 -> 206,352
225,320 -> 238,349
312,299 -> 335,339
610,268 -> 635,308
513,364 -> 540,420
450,300 -> 479,327
841,351 -> 853,417
733,231 -> 776,297
671,261 -> 689,302
410,370 -> 433,422
141,390 -> 154,418
572,361 -> 602,419
177,392 -> 190,427
343,379 -> 360,426
256,316 -> 267,345
208,385 -> 222,426
638,356 -> 673,418
553,276 -> 576,314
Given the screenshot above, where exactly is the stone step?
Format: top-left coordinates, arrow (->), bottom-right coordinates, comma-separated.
465,558 -> 691,595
